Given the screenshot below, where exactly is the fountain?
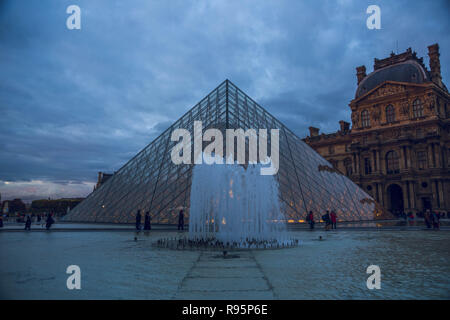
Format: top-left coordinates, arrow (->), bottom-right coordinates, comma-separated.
155,154 -> 298,250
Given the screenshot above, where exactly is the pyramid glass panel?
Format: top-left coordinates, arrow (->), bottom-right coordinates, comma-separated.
64,80 -> 388,224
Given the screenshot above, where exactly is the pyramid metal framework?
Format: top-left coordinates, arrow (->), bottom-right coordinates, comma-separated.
64,80 -> 385,224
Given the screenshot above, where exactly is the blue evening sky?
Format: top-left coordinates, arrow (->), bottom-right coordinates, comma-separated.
0,0 -> 449,201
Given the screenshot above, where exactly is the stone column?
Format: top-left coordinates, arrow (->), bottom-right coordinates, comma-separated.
438,180 -> 445,208
408,181 -> 416,210
400,147 -> 406,170
434,143 -> 441,168
372,150 -> 377,172
428,145 -> 434,168
406,146 -> 412,168
402,182 -> 409,211
378,183 -> 384,207
377,150 -> 381,174
380,151 -> 386,175
431,180 -> 439,209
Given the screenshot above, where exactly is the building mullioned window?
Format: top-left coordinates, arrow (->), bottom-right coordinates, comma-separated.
412,99 -> 424,118
361,110 -> 370,128
386,105 -> 395,123
417,151 -> 428,170
386,150 -> 400,174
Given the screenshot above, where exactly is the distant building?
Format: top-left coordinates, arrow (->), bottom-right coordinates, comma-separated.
1,198 -> 26,214
94,171 -> 114,190
304,44 -> 449,215
30,198 -> 84,217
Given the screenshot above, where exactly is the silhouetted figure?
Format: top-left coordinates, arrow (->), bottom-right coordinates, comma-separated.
135,210 -> 142,230
144,211 -> 151,230
45,213 -> 54,230
322,211 -> 331,231
37,214 -> 41,223
431,211 -> 440,230
0,215 -> 3,228
307,211 -> 315,230
24,215 -> 31,230
424,210 -> 431,229
178,210 -> 184,230
330,210 -> 337,229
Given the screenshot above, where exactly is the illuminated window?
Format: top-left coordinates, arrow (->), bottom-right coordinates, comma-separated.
386,105 -> 395,123
386,151 -> 400,174
361,110 -> 370,128
412,99 -> 424,118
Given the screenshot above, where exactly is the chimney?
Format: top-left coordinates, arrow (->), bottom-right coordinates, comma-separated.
309,126 -> 320,137
428,43 -> 442,87
339,120 -> 350,133
356,65 -> 366,85
97,172 -> 103,188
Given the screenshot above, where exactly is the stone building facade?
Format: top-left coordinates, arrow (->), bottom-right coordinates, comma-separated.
304,44 -> 450,216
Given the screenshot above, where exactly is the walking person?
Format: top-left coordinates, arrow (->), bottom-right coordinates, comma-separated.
24,215 -> 32,230
432,211 -> 440,230
135,210 -> 142,231
407,212 -> 414,226
307,211 -> 315,230
178,209 -> 184,231
330,210 -> 337,229
45,213 -> 54,230
424,210 -> 431,229
144,211 -> 151,230
322,211 -> 331,231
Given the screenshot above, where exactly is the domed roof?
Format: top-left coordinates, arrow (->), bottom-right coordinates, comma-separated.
356,60 -> 429,98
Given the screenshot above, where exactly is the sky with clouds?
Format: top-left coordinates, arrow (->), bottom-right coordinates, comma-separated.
0,0 -> 449,202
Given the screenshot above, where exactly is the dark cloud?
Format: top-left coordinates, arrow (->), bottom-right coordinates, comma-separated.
0,0 -> 449,200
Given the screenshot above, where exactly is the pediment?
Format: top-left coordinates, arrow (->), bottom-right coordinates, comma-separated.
353,81 -> 427,104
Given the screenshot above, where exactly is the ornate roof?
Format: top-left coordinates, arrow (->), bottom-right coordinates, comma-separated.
356,59 -> 429,98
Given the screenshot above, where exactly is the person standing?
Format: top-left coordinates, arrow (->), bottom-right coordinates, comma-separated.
144,211 -> 151,230
323,211 -> 331,231
424,210 -> 431,229
45,213 -> 54,230
178,210 -> 184,231
135,210 -> 142,230
307,211 -> 315,230
432,211 -> 440,230
24,215 -> 31,230
330,210 -> 337,229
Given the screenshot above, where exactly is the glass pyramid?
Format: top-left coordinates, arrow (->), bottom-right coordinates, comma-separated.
64,80 -> 387,224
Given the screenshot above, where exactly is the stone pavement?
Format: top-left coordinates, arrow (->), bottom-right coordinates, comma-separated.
174,251 -> 275,299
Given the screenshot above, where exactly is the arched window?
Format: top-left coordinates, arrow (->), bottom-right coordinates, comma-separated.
386,151 -> 400,174
361,110 -> 370,128
386,105 -> 395,123
344,158 -> 352,176
412,99 -> 424,118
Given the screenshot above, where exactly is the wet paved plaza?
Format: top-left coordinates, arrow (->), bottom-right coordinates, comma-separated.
1,225 -> 449,299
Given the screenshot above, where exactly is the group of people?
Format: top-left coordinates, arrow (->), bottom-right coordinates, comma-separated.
424,209 -> 441,230
0,213 -> 55,230
135,210 -> 152,231
306,210 -> 337,231
135,209 -> 185,231
23,213 -> 55,230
